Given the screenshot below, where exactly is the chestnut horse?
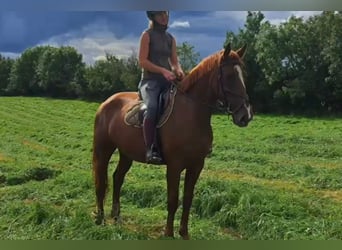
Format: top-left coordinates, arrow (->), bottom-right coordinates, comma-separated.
92,43 -> 253,239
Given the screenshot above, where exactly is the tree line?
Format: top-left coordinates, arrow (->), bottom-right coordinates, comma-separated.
225,11 -> 342,114
0,43 -> 198,102
0,11 -> 341,114
0,46 -> 141,101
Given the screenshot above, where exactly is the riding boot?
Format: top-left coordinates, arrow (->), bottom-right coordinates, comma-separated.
143,118 -> 163,164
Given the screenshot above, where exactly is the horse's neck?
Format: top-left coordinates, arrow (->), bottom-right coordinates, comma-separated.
174,87 -> 212,129
173,64 -> 218,128
179,62 -> 219,108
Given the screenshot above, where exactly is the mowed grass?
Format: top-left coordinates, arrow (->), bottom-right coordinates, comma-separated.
0,96 -> 341,240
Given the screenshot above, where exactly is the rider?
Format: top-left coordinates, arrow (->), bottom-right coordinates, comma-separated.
138,11 -> 185,164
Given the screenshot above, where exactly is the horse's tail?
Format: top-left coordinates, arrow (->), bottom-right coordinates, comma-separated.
92,111 -> 101,171
92,110 -> 105,189
92,107 -> 115,207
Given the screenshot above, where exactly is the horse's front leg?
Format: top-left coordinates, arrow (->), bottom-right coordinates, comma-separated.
111,153 -> 132,222
164,165 -> 182,238
179,161 -> 204,240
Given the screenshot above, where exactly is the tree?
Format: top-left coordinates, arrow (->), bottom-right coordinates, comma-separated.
36,46 -> 86,97
0,54 -> 14,95
256,16 -> 315,112
318,11 -> 342,111
256,12 -> 342,113
8,46 -> 49,95
85,53 -> 126,100
176,41 -> 200,73
120,51 -> 141,91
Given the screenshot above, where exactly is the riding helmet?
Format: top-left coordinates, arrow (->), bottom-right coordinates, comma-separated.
146,11 -> 169,20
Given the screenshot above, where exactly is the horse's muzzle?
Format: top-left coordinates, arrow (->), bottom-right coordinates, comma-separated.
232,104 -> 253,127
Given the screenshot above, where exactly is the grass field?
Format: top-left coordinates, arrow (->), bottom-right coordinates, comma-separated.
0,96 -> 341,240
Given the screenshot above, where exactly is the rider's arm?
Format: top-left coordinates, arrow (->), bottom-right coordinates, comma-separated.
169,37 -> 185,80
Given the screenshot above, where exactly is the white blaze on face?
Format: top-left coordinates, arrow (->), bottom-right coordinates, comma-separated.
234,65 -> 252,120
234,65 -> 246,89
245,102 -> 253,120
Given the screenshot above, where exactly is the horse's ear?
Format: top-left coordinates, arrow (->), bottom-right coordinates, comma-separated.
223,43 -> 231,58
237,44 -> 247,59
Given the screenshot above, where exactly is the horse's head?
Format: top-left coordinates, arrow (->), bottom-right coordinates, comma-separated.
217,43 -> 253,127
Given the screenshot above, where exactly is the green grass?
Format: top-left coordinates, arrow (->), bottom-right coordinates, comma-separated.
0,97 -> 341,239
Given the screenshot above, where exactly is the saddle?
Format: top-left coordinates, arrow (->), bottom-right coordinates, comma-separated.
124,84 -> 177,128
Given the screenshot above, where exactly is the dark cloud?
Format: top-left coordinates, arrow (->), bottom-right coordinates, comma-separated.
0,11 -> 320,63
0,11 -> 239,50
0,11 -> 147,53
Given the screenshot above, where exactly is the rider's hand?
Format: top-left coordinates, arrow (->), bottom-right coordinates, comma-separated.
162,69 -> 176,82
174,69 -> 185,80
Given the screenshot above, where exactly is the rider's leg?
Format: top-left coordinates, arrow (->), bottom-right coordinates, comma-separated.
139,80 -> 164,164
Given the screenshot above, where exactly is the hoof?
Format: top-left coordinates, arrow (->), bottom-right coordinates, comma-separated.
92,210 -> 104,225
164,231 -> 174,239
110,209 -> 122,224
179,229 -> 190,240
181,235 -> 190,240
113,215 -> 122,224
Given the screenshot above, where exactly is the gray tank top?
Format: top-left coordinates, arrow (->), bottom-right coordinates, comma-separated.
141,28 -> 173,81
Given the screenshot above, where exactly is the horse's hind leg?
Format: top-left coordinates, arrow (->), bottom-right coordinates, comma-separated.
111,152 -> 132,222
93,141 -> 115,225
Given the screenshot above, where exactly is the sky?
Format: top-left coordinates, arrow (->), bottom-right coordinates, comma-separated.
0,11 -> 322,64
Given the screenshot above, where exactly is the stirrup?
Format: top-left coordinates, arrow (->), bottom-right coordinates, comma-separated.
146,150 -> 163,164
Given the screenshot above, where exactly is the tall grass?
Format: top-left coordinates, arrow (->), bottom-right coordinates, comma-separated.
0,97 -> 341,239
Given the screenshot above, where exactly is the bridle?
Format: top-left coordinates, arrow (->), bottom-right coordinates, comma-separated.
216,62 -> 250,115
171,61 -> 249,116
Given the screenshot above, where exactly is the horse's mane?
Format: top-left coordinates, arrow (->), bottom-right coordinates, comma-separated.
179,50 -> 223,92
178,48 -> 245,93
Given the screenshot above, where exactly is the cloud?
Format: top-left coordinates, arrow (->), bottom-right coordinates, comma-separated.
169,12 -> 246,58
290,11 -> 322,20
171,11 -> 322,60
0,51 -> 21,59
38,19 -> 139,64
213,11 -> 322,26
0,11 -> 324,65
169,21 -> 190,29
263,11 -> 322,25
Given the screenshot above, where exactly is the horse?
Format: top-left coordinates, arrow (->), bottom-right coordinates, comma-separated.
92,43 -> 253,239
